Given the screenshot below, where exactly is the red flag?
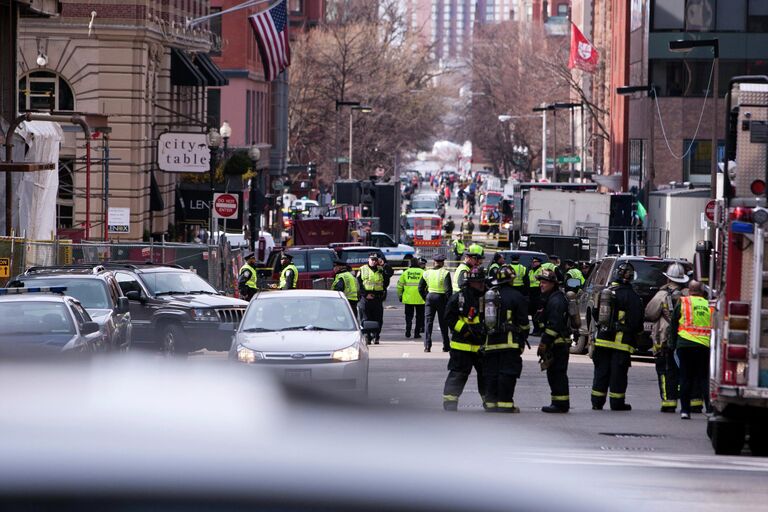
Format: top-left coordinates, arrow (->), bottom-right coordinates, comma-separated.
249,0 -> 291,82
568,23 -> 598,73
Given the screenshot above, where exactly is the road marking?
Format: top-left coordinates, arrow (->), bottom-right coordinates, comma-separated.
402,353 -> 410,358
389,398 -> 400,405
398,377 -> 407,382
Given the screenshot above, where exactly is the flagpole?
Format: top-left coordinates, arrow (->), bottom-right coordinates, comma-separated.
187,0 -> 277,28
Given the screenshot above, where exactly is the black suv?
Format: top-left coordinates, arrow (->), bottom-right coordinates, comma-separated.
573,256 -> 692,355
10,265 -> 132,352
102,263 -> 248,355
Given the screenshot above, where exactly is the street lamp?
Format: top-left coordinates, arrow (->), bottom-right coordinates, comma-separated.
617,84 -> 656,201
248,143 -> 262,252
669,38 -> 719,198
348,105 -> 372,180
533,104 -> 556,181
219,121 -> 232,153
206,127 -> 222,242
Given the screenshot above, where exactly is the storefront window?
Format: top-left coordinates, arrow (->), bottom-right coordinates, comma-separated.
18,72 -> 75,112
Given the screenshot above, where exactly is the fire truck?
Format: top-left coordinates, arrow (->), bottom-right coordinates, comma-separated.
707,77 -> 768,455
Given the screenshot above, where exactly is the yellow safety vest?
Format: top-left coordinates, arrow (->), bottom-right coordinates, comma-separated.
239,263 -> 258,289
452,239 -> 465,255
423,267 -> 449,294
398,268 -> 425,305
360,265 -> 384,292
279,264 -> 299,289
451,314 -> 482,352
333,271 -> 359,301
678,296 -> 712,347
510,263 -> 527,287
541,262 -> 557,272
529,267 -> 542,287
453,262 -> 471,290
566,268 -> 585,285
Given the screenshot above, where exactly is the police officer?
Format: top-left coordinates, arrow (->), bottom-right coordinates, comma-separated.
451,237 -> 466,261
542,255 -> 560,272
237,252 -> 259,301
460,216 -> 475,240
278,253 -> 298,290
591,262 -> 644,411
453,244 -> 483,290
332,259 -> 359,317
508,254 -> 529,296
443,216 -> 455,236
443,267 -> 487,411
358,252 -> 389,344
528,256 -> 544,334
419,254 -> 453,352
397,257 -> 426,339
669,280 -> 712,420
645,262 -> 688,412
487,252 -> 505,281
536,269 -> 571,413
483,266 -> 529,413
563,259 -> 585,289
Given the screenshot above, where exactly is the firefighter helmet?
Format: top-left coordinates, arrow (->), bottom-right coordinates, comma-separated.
614,262 -> 635,283
464,266 -> 486,284
663,262 -> 689,284
492,265 -> 515,286
537,268 -> 560,284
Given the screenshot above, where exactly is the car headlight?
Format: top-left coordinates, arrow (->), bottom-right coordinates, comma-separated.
332,344 -> 360,362
191,308 -> 218,322
236,344 -> 264,364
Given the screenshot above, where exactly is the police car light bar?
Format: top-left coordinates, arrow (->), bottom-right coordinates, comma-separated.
0,286 -> 68,295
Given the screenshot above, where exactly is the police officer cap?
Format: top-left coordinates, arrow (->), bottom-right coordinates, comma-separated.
509,253 -> 520,262
418,257 -> 428,265
244,252 -> 256,260
433,254 -> 447,262
281,252 -> 293,261
532,256 -> 542,263
368,252 -> 379,259
564,258 -> 576,266
549,254 -> 560,261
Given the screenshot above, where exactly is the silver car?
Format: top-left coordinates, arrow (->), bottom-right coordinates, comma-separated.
230,290 -> 370,395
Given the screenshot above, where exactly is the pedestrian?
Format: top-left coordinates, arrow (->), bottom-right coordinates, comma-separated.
528,257 -> 544,334
591,262 -> 644,411
443,267 -> 487,411
443,216 -> 455,236
278,253 -> 298,290
460,216 -> 475,240
488,208 -> 501,237
397,257 -> 426,339
419,254 -> 453,352
444,185 -> 451,204
453,244 -> 483,290
357,252 -> 389,344
669,280 -> 712,420
332,259 -> 359,318
535,269 -> 571,413
486,252 -> 505,281
645,262 -> 689,413
237,252 -> 259,301
456,187 -> 465,208
483,265 -> 530,413
508,254 -> 529,296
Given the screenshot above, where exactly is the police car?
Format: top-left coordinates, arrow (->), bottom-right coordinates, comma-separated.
0,287 -> 103,357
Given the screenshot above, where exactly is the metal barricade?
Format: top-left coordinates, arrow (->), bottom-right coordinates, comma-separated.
578,226 -> 669,259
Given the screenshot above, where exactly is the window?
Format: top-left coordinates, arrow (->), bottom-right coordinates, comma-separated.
653,0 -> 685,30
209,7 -> 222,56
18,71 -> 75,112
683,139 -> 725,182
309,251 -> 334,271
685,0 -> 715,31
57,159 -> 75,229
748,0 -> 768,31
207,89 -> 221,129
557,3 -> 568,16
717,0 -> 746,30
289,0 -> 303,14
629,139 -> 645,182
650,59 -> 742,97
115,272 -> 143,295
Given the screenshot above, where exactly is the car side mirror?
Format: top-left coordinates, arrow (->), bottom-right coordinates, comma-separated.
361,321 -> 379,333
116,297 -> 130,313
81,321 -> 100,335
125,290 -> 144,302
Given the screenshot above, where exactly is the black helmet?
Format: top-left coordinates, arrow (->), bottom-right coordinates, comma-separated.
614,262 -> 635,283
537,269 -> 559,284
464,267 -> 486,284
492,265 -> 515,286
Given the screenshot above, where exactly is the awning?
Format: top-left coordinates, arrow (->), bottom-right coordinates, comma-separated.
171,48 -> 207,87
193,53 -> 229,87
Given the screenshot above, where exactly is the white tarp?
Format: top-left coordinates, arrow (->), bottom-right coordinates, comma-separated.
17,119 -> 63,242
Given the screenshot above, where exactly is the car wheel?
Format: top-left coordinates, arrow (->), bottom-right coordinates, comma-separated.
748,424 -> 768,456
711,420 -> 745,455
161,324 -> 188,358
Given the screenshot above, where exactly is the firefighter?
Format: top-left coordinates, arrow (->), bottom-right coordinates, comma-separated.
443,267 -> 487,411
419,254 -> 453,352
591,262 -> 644,411
332,259 -> 359,318
460,215 -> 475,240
453,244 -> 483,290
563,259 -> 585,289
528,256 -> 544,334
451,236 -> 466,261
237,252 -> 259,301
357,252 -> 389,344
508,254 -> 529,296
397,257 -> 426,339
487,252 -> 505,281
645,262 -> 689,412
483,265 -> 529,413
536,269 -> 571,413
278,253 -> 298,290
669,280 -> 712,420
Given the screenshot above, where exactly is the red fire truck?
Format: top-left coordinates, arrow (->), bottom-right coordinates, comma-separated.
707,77 -> 768,455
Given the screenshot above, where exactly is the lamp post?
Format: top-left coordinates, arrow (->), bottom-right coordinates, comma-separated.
552,102 -> 583,183
220,121 -> 232,155
669,38 -> 719,199
617,84 -> 656,204
348,105 -> 372,180
248,143 -> 262,253
206,127 -> 222,242
501,113 -> 546,180
335,100 -> 360,179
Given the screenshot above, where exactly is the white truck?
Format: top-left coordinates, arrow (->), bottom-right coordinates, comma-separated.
707,78 -> 768,455
646,188 -> 711,260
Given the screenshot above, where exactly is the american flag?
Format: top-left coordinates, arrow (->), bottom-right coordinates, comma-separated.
249,0 -> 291,82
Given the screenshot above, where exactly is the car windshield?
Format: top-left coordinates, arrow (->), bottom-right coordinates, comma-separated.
631,261 -> 675,289
0,302 -> 75,336
141,271 -> 218,296
19,278 -> 110,309
485,194 -> 502,206
411,200 -> 437,210
241,297 -> 356,332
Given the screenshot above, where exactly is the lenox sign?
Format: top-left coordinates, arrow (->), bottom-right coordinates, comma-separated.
157,132 -> 211,173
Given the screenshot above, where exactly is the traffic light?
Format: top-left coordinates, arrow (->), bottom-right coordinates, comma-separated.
307,162 -> 316,181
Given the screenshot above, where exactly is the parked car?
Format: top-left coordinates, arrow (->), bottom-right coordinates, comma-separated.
572,255 -> 692,355
230,290 -> 372,396
369,232 -> 415,267
479,191 -> 503,232
334,246 -> 390,272
410,193 -> 443,216
0,286 -> 102,356
495,250 -> 549,270
102,263 -> 247,355
265,247 -> 338,288
9,265 -> 131,351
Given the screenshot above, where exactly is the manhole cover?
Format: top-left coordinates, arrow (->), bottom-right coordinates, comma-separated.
599,433 -> 667,439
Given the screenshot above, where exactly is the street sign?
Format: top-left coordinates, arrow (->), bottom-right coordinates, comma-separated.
557,155 -> 581,164
158,132 -> 210,173
213,193 -> 239,219
705,200 -> 716,222
334,157 -> 349,164
108,207 -> 130,234
0,257 -> 9,278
